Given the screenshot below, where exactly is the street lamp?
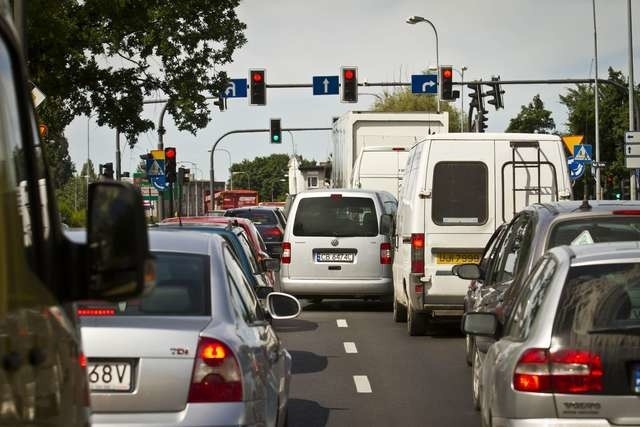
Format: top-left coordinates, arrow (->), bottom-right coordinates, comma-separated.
216,148 -> 233,190
453,66 -> 468,131
231,171 -> 250,190
406,15 -> 440,113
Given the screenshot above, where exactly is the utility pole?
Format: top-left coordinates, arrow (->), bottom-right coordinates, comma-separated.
592,0 -> 602,200
628,0 -> 637,199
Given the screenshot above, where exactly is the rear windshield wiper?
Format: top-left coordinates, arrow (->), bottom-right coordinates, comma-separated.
587,325 -> 640,334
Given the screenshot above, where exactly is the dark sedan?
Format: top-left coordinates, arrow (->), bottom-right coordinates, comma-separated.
224,207 -> 286,258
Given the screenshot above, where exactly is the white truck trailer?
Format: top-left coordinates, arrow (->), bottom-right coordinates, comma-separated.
331,111 -> 449,197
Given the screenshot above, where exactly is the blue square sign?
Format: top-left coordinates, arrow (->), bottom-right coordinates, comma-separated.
411,74 -> 437,94
573,144 -> 593,164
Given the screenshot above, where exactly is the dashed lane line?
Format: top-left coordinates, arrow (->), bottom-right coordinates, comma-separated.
353,375 -> 372,393
336,319 -> 348,328
343,342 -> 358,353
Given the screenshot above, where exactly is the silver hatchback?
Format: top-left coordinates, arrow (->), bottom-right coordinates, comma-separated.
279,189 -> 396,299
80,230 -> 301,427
464,241 -> 640,427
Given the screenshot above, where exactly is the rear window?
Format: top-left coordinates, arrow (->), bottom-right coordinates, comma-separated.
226,209 -> 277,225
79,252 -> 211,316
293,196 -> 378,237
548,217 -> 640,247
432,162 -> 488,225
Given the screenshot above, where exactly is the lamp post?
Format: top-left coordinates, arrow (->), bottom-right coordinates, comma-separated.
454,67 -> 468,131
406,15 -> 440,113
217,148 -> 233,190
592,0 -> 601,199
231,171 -> 250,190
287,131 -> 298,194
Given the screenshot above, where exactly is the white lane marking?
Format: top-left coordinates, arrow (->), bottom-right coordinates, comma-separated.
336,319 -> 348,328
353,375 -> 372,393
343,342 -> 358,353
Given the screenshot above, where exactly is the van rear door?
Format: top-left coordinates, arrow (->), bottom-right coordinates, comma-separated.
353,148 -> 409,198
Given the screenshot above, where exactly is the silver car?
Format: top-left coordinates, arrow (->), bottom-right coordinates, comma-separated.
279,189 -> 396,300
463,241 -> 640,427
80,230 -> 300,427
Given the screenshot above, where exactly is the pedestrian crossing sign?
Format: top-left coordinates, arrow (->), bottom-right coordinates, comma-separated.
573,144 -> 593,164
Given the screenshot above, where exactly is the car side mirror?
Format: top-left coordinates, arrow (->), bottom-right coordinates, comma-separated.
87,181 -> 154,301
380,214 -> 394,235
454,263 -> 481,280
266,292 -> 301,320
262,257 -> 281,272
462,312 -> 498,338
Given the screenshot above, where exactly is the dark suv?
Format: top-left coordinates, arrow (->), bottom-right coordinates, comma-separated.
456,200 -> 640,410
224,207 -> 286,258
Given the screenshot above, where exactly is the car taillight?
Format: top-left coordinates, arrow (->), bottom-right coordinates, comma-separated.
411,233 -> 425,273
281,242 -> 291,264
612,210 -> 640,215
380,243 -> 392,264
513,348 -> 603,394
77,308 -> 115,316
263,226 -> 282,238
188,337 -> 242,403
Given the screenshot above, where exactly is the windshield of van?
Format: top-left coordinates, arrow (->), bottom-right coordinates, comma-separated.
432,162 -> 488,225
293,196 -> 378,237
548,217 -> 640,247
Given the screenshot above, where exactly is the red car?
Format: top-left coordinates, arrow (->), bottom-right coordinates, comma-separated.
161,216 -> 276,285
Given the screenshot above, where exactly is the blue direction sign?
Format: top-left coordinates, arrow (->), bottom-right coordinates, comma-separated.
150,175 -> 167,192
573,144 -> 593,164
567,156 -> 585,181
411,74 -> 438,94
223,79 -> 248,98
312,76 -> 339,95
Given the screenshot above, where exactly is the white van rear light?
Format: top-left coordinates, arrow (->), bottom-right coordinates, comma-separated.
380,243 -> 392,264
281,242 -> 291,264
411,233 -> 425,273
188,337 -> 242,403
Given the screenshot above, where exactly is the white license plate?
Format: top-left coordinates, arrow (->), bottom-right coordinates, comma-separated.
316,252 -> 354,263
87,362 -> 132,391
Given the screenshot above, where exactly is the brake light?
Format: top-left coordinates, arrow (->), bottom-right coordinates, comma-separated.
79,352 -> 87,368
77,308 -> 115,316
188,337 -> 242,403
281,242 -> 291,264
330,194 -> 342,200
612,210 -> 640,215
263,226 -> 282,238
380,243 -> 392,264
513,348 -> 603,394
411,233 -> 425,273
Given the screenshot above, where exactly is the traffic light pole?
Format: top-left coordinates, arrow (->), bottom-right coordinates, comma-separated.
208,127 -> 331,212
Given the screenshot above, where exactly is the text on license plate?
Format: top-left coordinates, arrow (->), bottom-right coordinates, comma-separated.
633,364 -> 640,393
316,253 -> 354,263
88,362 -> 132,391
436,253 -> 481,265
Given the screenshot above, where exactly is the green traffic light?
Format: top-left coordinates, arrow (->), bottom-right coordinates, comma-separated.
272,135 -> 280,142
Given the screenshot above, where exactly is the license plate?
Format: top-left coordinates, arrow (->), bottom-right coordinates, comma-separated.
316,253 -> 354,263
436,253 -> 481,265
633,364 -> 640,394
88,362 -> 132,391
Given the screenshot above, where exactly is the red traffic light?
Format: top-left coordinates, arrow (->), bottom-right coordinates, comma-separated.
344,69 -> 355,80
442,69 -> 452,79
165,147 -> 176,159
251,71 -> 263,82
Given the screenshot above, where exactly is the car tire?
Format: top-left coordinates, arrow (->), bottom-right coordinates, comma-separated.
407,304 -> 426,336
465,335 -> 474,366
471,348 -> 482,411
393,295 -> 407,323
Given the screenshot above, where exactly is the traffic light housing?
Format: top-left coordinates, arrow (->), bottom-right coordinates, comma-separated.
165,147 -> 177,183
439,66 -> 454,101
341,66 -> 358,103
270,118 -> 282,144
213,93 -> 226,111
99,163 -> 114,180
622,178 -> 631,199
178,167 -> 190,184
486,76 -> 505,110
249,69 -> 266,106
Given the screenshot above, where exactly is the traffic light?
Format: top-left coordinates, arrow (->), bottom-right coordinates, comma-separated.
99,163 -> 114,180
213,92 -> 226,111
486,76 -> 505,110
38,123 -> 48,138
341,66 -> 358,103
468,83 -> 487,132
249,69 -> 266,106
270,118 -> 282,144
165,147 -> 177,183
478,111 -> 489,133
178,167 -> 190,184
622,178 -> 631,199
439,66 -> 454,101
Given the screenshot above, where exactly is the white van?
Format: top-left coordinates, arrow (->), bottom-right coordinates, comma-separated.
351,146 -> 410,199
392,133 -> 572,335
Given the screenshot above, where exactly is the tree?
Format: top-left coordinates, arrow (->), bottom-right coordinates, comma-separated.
56,175 -> 87,227
506,94 -> 556,134
230,154 -> 306,202
42,134 -> 75,189
80,159 -> 97,180
372,88 -> 464,132
25,0 -> 247,145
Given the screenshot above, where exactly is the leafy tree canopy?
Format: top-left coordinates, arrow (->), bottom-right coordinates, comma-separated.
43,135 -> 75,188
230,154 -> 308,202
506,94 -> 556,134
25,0 -> 246,145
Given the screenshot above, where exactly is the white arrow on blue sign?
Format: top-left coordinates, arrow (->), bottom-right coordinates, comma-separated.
312,76 -> 339,95
151,175 -> 167,192
567,156 -> 585,181
223,79 -> 248,98
411,74 -> 438,95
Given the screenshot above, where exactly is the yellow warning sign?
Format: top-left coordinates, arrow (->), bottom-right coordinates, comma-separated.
151,149 -> 165,160
562,135 -> 584,154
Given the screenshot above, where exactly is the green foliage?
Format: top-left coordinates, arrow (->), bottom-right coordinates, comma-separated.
230,154 -> 295,202
80,159 -> 97,180
506,94 -> 556,134
372,88 -> 464,132
55,176 -> 88,227
26,0 -> 246,145
42,134 -> 75,189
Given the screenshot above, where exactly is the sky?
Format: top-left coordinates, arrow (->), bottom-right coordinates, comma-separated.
64,0 -> 640,183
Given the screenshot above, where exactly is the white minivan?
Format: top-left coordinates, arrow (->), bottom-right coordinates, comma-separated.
392,133 -> 572,335
280,189 -> 396,301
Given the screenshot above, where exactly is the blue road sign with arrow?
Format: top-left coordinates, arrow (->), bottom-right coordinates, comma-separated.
312,76 -> 339,95
151,175 -> 167,192
567,156 -> 585,181
411,74 -> 438,94
223,79 -> 248,98
573,144 -> 593,164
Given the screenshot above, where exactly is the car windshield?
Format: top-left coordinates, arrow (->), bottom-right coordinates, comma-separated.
548,217 -> 640,247
293,196 -> 378,237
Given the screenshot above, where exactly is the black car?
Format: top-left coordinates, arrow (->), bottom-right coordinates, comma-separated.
224,207 -> 286,258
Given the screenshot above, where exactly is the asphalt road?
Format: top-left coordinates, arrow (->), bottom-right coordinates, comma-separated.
273,300 -> 481,427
